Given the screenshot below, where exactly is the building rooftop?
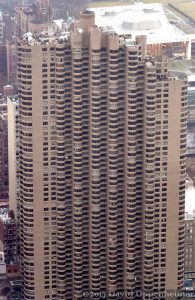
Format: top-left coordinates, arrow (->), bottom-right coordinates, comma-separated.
21,30 -> 70,46
91,3 -> 195,44
21,26 -> 138,47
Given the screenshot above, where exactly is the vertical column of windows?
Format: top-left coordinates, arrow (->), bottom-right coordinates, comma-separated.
107,45 -> 124,297
89,45 -> 108,296
99,49 -> 109,295
124,46 -> 143,296
72,47 -> 90,299
142,60 -> 156,297
54,46 -> 72,300
154,81 -> 168,294
178,82 -> 187,292
42,50 -> 56,299
132,61 -> 144,292
62,46 -> 73,300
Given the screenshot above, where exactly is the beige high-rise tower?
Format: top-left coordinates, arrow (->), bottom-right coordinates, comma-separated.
16,11 -> 187,300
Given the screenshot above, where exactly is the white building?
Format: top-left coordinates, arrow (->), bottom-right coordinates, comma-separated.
91,3 -> 194,59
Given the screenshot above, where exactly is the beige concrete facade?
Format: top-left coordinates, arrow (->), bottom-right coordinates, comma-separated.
17,11 -> 187,300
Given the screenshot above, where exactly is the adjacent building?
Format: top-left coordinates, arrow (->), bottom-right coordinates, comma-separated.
0,86 -> 15,191
7,95 -> 19,217
92,3 -> 194,60
2,13 -> 15,43
0,208 -> 19,277
50,0 -> 86,19
15,0 -> 53,38
184,183 -> 195,291
185,217 -> 195,275
0,44 -> 7,92
6,39 -> 17,86
186,75 -> 195,156
16,10 -> 187,300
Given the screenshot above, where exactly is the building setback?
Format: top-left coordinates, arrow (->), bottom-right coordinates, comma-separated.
16,10 -> 187,300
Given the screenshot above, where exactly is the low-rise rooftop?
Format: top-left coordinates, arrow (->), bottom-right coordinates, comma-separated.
91,3 -> 195,44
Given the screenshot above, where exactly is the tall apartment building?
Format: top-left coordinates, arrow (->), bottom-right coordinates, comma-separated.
16,11 -> 187,300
